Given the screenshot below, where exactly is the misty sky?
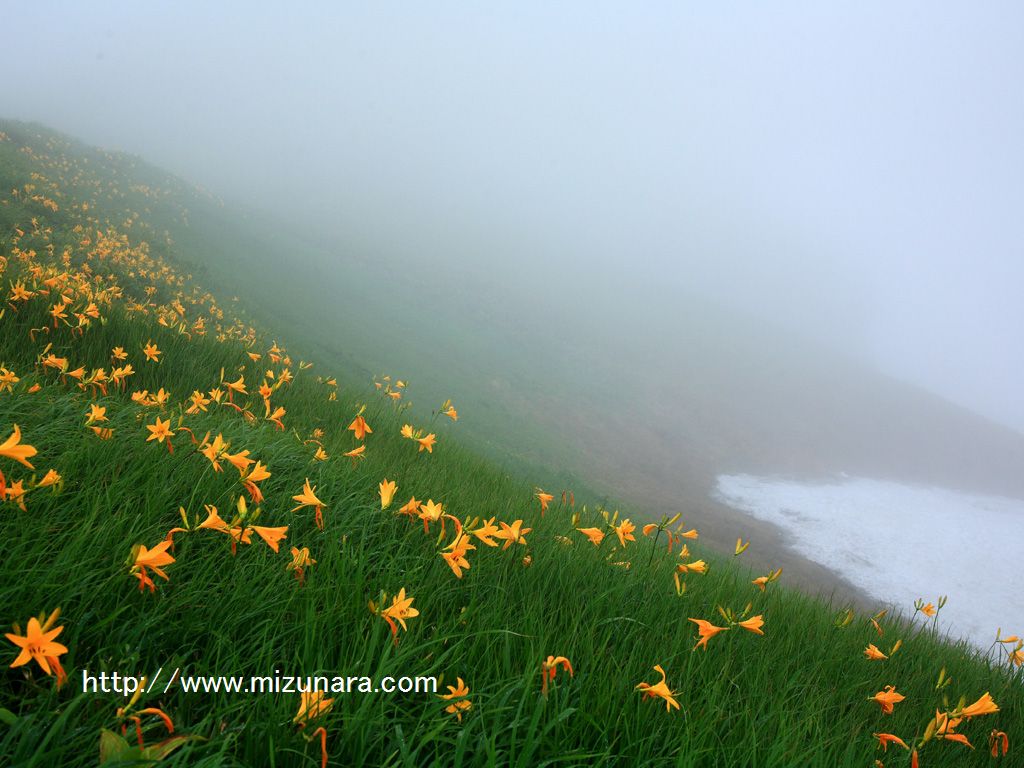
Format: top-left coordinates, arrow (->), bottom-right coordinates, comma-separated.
4,2 -> 1023,431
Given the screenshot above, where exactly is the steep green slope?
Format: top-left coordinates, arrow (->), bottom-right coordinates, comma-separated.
0,120 -> 1019,767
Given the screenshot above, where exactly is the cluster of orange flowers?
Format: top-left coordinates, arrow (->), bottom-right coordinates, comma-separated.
855,601 -> 1012,764
0,425 -> 61,511
376,477 -> 533,583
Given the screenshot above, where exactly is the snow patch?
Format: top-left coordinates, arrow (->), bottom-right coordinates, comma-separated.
713,474 -> 1024,650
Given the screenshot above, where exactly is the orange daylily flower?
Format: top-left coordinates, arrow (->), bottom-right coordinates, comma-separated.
294,690 -> 333,768
42,354 -> 68,373
418,499 -> 446,534
224,375 -> 247,400
541,655 -> 573,696
379,479 -> 397,509
267,406 -> 286,430
86,404 -> 108,424
241,460 -> 271,495
400,424 -> 414,439
111,346 -> 128,361
874,733 -> 909,752
50,301 -> 69,325
132,388 -> 171,407
5,480 -> 27,510
199,433 -> 227,470
287,546 -> 317,585
752,567 -> 782,591
442,405 -> 458,421
613,519 -> 636,548
153,389 -> 173,406
81,368 -> 109,394
145,417 -> 175,453
198,504 -> 231,533
3,481 -> 27,512
960,692 -> 999,718
292,479 -> 327,530
635,665 -> 680,712
0,367 -> 18,393
738,615 -> 764,635
131,540 -> 175,592
228,522 -> 257,552
494,519 -> 531,550
223,449 -> 253,475
438,677 -> 471,722
689,618 -> 729,650
294,690 -> 334,725
186,390 -> 211,414
343,445 -> 366,463
576,527 -> 606,546
441,532 -> 476,578
677,560 -> 707,575
534,489 -> 554,513
0,425 -> 37,469
142,340 -> 161,362
398,497 -> 421,518
943,733 -> 974,748
5,610 -> 68,687
920,603 -> 937,617
930,709 -> 964,740
470,517 -> 501,547
379,587 -> 419,641
864,644 -> 888,661
110,364 -> 134,387
251,525 -> 288,553
930,708 -> 974,748
347,415 -> 372,440
37,469 -> 61,488
417,433 -> 437,453
870,686 -> 905,715
9,281 -> 34,302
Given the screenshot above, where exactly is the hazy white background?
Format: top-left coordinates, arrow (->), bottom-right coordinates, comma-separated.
3,2 -> 1022,431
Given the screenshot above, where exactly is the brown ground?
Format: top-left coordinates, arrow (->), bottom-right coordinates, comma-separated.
572,453 -> 882,613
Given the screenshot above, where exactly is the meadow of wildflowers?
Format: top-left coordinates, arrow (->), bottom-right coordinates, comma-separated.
0,120 -> 1020,766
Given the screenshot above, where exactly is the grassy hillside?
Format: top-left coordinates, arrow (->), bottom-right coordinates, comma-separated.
0,120 -> 1020,767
